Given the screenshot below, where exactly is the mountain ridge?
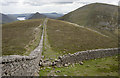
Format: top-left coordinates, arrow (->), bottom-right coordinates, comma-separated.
27,12 -> 46,19
59,3 -> 118,32
0,13 -> 18,24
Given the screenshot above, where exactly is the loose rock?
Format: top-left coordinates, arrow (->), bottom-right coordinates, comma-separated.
39,62 -> 43,66
79,62 -> 83,65
64,64 -> 69,67
64,75 -> 67,76
58,56 -> 62,59
86,65 -> 90,67
47,67 -> 51,69
56,70 -> 61,73
55,59 -> 60,62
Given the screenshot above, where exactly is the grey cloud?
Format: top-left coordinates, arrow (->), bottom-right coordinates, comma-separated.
77,2 -> 90,4
23,2 -> 45,6
23,2 -> 73,6
23,0 -> 75,6
1,0 -> 78,6
54,2 -> 73,4
2,3 -> 9,6
2,1 -> 18,6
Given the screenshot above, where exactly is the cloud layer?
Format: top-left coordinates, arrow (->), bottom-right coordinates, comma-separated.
1,0 -> 119,14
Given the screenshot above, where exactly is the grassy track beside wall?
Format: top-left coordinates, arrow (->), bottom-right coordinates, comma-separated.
42,18 -> 62,60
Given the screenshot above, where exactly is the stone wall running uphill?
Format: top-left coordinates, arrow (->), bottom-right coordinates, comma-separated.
1,24 -> 44,76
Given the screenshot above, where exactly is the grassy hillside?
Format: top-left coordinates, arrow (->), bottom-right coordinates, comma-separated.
2,19 -> 44,55
46,19 -> 118,54
41,19 -> 118,76
59,3 -> 119,38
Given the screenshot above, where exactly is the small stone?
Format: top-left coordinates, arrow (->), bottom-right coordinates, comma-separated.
85,58 -> 88,60
55,59 -> 60,62
40,59 -> 43,62
64,64 -> 69,67
63,51 -> 66,53
64,75 -> 67,76
40,68 -> 43,69
68,53 -> 71,55
42,61 -> 52,67
52,62 -> 56,66
50,58 -> 53,60
47,67 -> 51,69
86,65 -> 90,67
39,62 -> 43,66
79,62 -> 83,65
54,75 -> 58,76
56,70 -> 61,73
68,63 -> 70,65
57,65 -> 62,68
115,56 -> 118,58
72,64 -> 75,67
58,56 -> 62,59
22,64 -> 26,67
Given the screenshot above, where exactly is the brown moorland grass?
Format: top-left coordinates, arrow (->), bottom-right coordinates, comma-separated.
47,19 -> 118,54
2,19 -> 44,55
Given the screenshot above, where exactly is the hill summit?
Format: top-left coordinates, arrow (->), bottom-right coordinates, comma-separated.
59,3 -> 118,31
28,12 -> 46,19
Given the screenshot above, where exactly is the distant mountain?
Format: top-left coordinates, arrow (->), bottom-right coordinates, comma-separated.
59,3 -> 118,32
27,12 -> 46,19
7,13 -> 33,20
0,13 -> 18,24
42,12 -> 64,19
7,14 -> 18,21
6,12 -> 64,20
7,13 -> 32,18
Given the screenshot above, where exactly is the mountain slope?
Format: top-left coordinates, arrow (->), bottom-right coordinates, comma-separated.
2,19 -> 44,55
59,3 -> 119,38
46,19 -> 118,54
28,12 -> 46,19
7,13 -> 32,18
0,13 -> 18,24
42,12 -> 64,19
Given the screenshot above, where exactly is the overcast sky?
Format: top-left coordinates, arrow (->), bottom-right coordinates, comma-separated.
0,0 -> 119,14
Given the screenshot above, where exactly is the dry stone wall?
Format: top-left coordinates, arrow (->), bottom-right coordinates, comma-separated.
1,25 -> 44,76
0,19 -> 119,76
56,48 -> 119,66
